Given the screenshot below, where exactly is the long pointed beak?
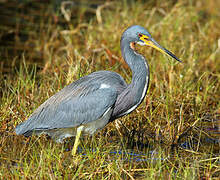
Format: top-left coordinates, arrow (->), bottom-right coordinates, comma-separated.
140,36 -> 182,62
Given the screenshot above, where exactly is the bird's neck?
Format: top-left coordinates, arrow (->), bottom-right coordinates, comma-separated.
121,42 -> 149,87
114,41 -> 150,117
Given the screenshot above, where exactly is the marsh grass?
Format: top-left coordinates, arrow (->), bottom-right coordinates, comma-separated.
0,0 -> 219,179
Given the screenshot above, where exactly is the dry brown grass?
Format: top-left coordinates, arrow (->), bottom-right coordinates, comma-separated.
0,0 -> 219,179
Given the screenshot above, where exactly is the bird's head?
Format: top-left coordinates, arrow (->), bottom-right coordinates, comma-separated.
122,25 -> 182,62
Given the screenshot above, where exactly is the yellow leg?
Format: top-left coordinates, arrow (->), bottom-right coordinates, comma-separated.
72,126 -> 84,155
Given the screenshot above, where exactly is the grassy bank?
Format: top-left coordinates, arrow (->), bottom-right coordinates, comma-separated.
0,0 -> 219,179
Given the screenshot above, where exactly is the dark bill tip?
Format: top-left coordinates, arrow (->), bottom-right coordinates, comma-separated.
150,38 -> 182,63
164,48 -> 182,63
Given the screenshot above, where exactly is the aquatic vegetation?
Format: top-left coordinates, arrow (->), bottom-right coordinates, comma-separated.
0,0 -> 219,179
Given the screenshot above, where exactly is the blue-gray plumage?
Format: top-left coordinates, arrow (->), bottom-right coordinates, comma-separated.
15,25 -> 181,146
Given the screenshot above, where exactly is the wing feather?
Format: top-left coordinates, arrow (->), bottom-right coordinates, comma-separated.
15,71 -> 124,135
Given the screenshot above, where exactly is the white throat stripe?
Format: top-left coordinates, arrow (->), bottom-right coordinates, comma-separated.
120,61 -> 148,116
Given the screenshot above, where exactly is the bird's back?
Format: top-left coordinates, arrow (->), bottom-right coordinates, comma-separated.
15,70 -> 127,138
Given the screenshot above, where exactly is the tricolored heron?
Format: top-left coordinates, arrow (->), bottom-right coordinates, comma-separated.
15,25 -> 181,154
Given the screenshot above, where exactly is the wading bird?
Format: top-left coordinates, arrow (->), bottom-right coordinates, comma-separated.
15,25 -> 181,154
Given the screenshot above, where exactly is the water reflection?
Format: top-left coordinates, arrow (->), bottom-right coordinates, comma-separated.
65,147 -> 164,162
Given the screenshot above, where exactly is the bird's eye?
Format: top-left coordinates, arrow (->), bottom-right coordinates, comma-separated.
138,34 -> 143,37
